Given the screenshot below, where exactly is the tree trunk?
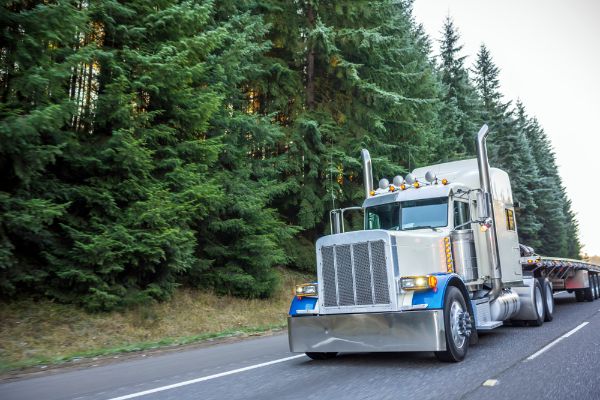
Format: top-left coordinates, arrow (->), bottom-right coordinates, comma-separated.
306,2 -> 315,110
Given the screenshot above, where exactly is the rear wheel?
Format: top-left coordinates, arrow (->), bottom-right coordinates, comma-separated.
529,279 -> 545,326
593,275 -> 599,299
539,278 -> 554,322
575,289 -> 585,302
584,275 -> 594,302
435,286 -> 471,362
305,352 -> 337,360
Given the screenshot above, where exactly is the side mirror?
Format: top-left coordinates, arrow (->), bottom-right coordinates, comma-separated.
330,210 -> 342,234
476,191 -> 489,220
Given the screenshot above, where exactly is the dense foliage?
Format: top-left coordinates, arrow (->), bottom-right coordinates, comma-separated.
0,1 -> 581,310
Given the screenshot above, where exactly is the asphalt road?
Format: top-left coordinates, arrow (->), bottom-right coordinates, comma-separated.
2,292 -> 600,400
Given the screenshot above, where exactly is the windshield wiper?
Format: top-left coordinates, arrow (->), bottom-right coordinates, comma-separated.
402,226 -> 440,232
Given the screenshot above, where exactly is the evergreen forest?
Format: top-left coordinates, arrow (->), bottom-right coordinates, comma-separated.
0,0 -> 582,310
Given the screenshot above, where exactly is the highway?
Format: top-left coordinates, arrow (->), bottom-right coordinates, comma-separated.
2,292 -> 599,400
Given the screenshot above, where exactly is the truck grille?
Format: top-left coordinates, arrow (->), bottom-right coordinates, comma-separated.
321,240 -> 390,308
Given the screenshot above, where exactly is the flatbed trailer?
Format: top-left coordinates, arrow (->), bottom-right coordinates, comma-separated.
522,256 -> 600,301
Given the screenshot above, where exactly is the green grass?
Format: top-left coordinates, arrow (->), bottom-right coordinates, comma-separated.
0,268 -> 312,374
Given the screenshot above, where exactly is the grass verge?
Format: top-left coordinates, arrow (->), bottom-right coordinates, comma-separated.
0,268 -> 312,374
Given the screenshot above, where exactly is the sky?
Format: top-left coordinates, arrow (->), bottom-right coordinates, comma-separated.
412,0 -> 600,257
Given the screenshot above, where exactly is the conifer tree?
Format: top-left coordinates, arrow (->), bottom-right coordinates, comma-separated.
0,0 -> 87,296
473,46 -> 541,247
437,16 -> 481,156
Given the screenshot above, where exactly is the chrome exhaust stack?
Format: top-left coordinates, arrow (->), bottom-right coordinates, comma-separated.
361,149 -> 374,198
475,124 -> 503,301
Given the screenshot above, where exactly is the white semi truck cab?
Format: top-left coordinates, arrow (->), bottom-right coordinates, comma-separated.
288,125 -> 600,362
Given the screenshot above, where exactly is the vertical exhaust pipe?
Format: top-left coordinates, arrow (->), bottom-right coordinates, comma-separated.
361,149 -> 373,198
476,124 -> 503,301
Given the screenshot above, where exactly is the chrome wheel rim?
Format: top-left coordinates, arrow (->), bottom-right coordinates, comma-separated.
450,300 -> 466,349
535,286 -> 544,318
545,284 -> 554,314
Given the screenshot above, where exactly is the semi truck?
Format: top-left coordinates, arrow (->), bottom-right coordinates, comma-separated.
287,124 -> 600,362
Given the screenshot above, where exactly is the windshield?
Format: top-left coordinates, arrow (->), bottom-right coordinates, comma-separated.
366,197 -> 448,231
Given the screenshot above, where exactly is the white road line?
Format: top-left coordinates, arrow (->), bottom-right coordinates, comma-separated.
525,322 -> 589,361
105,354 -> 305,400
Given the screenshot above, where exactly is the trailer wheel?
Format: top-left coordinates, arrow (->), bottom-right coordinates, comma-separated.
584,276 -> 594,302
435,286 -> 471,362
305,352 -> 337,360
538,278 -> 554,322
528,279 -> 545,327
593,274 -> 599,299
575,289 -> 585,302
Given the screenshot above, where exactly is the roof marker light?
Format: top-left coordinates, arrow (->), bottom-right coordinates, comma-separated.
425,171 -> 436,183
392,175 -> 404,187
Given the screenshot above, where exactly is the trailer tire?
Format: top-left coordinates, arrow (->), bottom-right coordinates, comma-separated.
528,279 -> 545,327
593,274 -> 599,299
435,286 -> 471,362
305,352 -> 337,360
584,277 -> 594,302
539,278 -> 554,322
575,289 -> 585,302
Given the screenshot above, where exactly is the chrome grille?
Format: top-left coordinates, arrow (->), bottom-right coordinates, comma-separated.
321,240 -> 391,308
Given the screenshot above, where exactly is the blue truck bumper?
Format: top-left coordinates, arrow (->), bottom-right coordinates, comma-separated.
288,310 -> 446,353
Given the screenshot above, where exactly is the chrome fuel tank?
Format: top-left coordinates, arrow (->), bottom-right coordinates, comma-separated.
451,229 -> 479,282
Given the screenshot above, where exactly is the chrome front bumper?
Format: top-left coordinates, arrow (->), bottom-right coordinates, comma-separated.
288,310 -> 446,353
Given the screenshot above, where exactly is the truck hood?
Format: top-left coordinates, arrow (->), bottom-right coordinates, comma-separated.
389,230 -> 448,277
316,229 -> 448,278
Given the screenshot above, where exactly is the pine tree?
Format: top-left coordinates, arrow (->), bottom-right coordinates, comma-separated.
437,16 -> 481,157
0,0 -> 87,296
473,46 -> 541,247
521,114 -> 572,257
252,0 -> 444,270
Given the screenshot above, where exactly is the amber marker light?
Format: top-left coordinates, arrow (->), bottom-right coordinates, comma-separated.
369,190 -> 375,196
442,178 -> 448,185
400,184 -> 406,190
428,275 -> 438,289
389,185 -> 396,192
414,181 -> 420,188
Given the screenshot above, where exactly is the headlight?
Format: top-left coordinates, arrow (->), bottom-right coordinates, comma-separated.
400,275 -> 437,291
295,283 -> 318,297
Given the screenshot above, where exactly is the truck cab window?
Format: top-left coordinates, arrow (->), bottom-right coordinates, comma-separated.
506,208 -> 516,231
365,198 -> 448,231
401,198 -> 448,230
453,201 -> 470,228
366,203 -> 400,230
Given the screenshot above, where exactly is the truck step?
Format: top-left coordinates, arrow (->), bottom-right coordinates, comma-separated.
476,321 -> 503,330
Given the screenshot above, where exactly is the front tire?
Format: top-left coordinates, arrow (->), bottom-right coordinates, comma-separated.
435,286 -> 471,362
306,352 -> 337,360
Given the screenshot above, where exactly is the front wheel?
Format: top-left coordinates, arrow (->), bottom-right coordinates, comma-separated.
435,286 -> 471,362
306,352 -> 337,360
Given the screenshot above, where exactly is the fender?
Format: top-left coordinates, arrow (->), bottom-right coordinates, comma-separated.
412,273 -> 472,315
289,296 -> 318,316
